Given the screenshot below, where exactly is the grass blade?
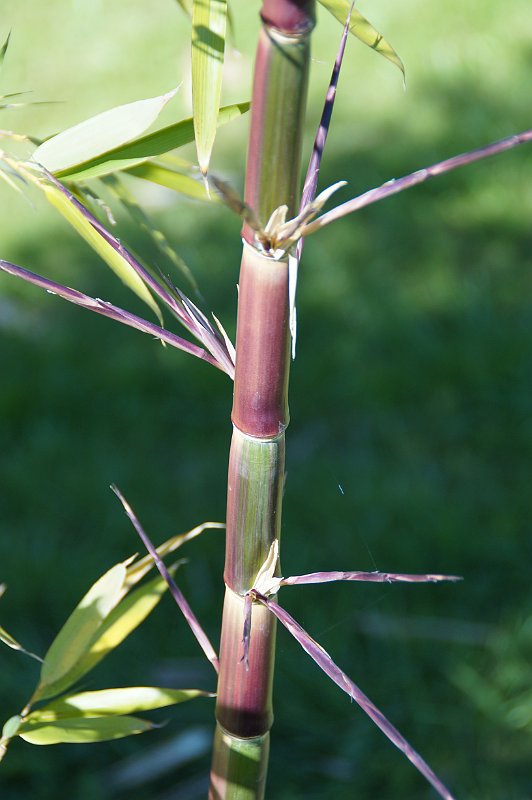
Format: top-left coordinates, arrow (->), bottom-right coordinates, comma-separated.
53,101 -> 249,183
33,89 -> 177,175
254,592 -> 456,800
192,0 -> 228,174
317,0 -> 404,77
18,715 -> 153,745
0,32 -> 10,70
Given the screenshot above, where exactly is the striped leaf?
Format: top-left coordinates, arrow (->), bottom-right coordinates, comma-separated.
33,89 -> 177,174
317,0 -> 404,77
192,0 -> 228,174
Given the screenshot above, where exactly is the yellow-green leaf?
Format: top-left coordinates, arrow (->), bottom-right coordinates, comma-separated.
26,687 -> 210,721
18,715 -> 152,745
192,0 -> 228,174
33,90 -> 177,174
40,180 -> 162,323
317,0 -> 404,77
46,570 -> 177,693
37,563 -> 126,700
54,101 -> 249,183
2,715 -> 21,740
126,163 -> 215,202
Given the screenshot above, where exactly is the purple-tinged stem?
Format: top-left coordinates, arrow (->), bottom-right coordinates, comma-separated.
111,485 -> 219,674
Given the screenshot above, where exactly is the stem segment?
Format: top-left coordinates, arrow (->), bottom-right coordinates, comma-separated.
209,3 -> 314,797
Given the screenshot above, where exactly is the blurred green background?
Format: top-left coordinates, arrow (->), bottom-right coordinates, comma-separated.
1,1 -> 531,798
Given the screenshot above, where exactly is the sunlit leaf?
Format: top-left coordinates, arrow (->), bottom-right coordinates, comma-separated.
39,180 -> 162,323
0,32 -> 10,70
46,570 -> 179,694
54,102 -> 249,182
192,0 -> 228,174
126,162 -> 214,202
18,715 -> 152,745
37,563 -> 126,700
27,687 -> 211,721
33,89 -> 177,174
317,0 -> 404,77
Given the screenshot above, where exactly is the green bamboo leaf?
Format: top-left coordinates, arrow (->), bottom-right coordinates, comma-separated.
0,32 -> 10,70
18,715 -> 152,745
174,0 -> 192,14
192,0 -> 228,174
27,686 -> 210,721
0,624 -> 42,662
317,0 -> 404,77
40,180 -> 162,323
2,715 -> 21,740
55,102 -> 249,183
126,162 -> 215,202
37,563 -> 126,700
33,89 -> 177,174
44,570 -> 178,695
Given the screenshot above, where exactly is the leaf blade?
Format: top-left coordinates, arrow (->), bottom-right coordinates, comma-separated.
317,0 -> 404,76
18,715 -> 152,745
192,0 -> 228,173
33,90 -> 177,174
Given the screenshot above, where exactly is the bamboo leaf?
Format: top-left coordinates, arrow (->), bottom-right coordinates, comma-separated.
126,162 -> 214,202
33,89 -> 177,174
25,686 -> 211,721
17,715 -> 152,745
0,624 -> 42,662
0,32 -> 10,70
39,180 -> 162,323
2,716 -> 21,740
37,563 -> 126,700
192,0 -> 228,174
50,570 -> 180,692
317,0 -> 404,76
54,102 -> 249,182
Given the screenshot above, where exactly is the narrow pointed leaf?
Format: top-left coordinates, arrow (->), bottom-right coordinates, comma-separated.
25,687 -> 211,721
41,570 -> 180,697
255,593 -> 456,800
37,563 -> 126,699
33,90 -> 177,174
126,162 -> 215,202
0,32 -> 11,69
18,715 -> 152,745
317,0 -> 404,76
54,102 -> 249,182
192,0 -> 228,174
39,180 -> 162,323
0,624 -> 42,662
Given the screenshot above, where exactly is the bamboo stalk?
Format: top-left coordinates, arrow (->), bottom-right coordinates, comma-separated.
209,2 -> 314,797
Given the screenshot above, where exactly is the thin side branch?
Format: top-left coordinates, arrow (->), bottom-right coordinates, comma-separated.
253,591 -> 455,800
280,570 -> 462,587
111,485 -> 220,674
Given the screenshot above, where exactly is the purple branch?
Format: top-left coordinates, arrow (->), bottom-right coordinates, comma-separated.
281,570 -> 462,587
111,485 -> 219,674
0,259 -> 226,372
253,591 -> 456,800
309,130 -> 532,231
296,1 -> 353,262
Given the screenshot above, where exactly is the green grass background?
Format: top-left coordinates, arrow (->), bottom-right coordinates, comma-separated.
1,1 -> 531,798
